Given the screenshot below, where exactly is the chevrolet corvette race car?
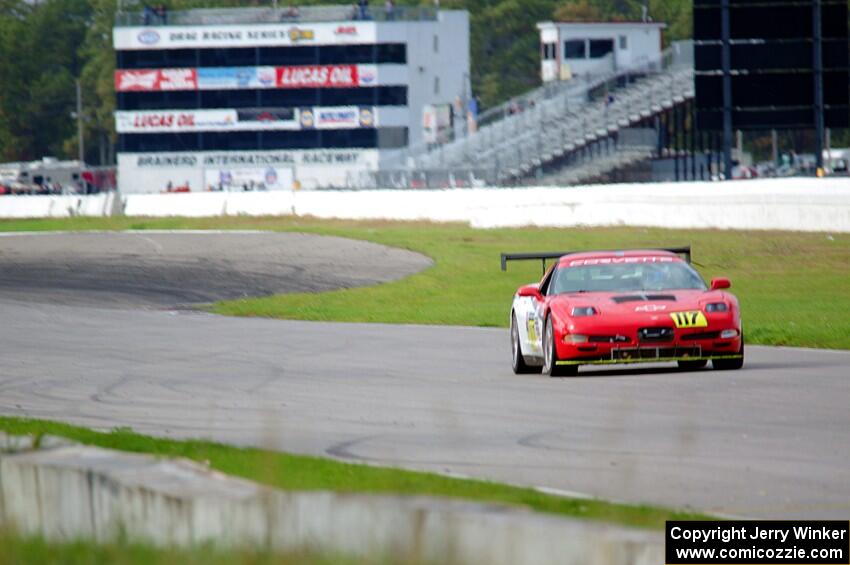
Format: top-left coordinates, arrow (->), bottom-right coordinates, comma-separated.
503,247 -> 744,376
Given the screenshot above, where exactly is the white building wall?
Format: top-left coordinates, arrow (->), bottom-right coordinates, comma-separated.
618,26 -> 663,69
538,22 -> 664,80
380,11 -> 469,149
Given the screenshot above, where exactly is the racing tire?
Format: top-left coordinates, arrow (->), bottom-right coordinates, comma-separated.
712,340 -> 745,371
511,313 -> 541,374
542,315 -> 578,377
677,359 -> 708,370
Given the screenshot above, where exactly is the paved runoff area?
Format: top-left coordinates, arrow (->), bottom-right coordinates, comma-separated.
1,232 -> 848,519
0,231 -> 432,307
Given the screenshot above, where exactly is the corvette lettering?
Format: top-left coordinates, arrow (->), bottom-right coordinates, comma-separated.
635,304 -> 667,312
568,256 -> 678,266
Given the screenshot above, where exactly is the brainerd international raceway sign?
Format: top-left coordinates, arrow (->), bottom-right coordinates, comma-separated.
131,150 -> 368,168
117,149 -> 373,192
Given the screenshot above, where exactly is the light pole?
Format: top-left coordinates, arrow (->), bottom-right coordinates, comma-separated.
72,79 -> 85,164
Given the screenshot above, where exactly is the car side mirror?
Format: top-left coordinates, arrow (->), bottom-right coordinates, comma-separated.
710,277 -> 731,290
517,284 -> 542,300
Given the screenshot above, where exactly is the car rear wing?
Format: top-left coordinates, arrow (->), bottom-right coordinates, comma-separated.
500,246 -> 692,274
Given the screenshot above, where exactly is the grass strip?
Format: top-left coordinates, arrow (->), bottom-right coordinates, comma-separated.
0,527 -> 366,565
0,416 -> 713,529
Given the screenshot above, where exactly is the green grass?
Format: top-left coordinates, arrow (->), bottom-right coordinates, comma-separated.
0,416 -> 712,530
1,216 -> 848,349
0,527 -> 365,565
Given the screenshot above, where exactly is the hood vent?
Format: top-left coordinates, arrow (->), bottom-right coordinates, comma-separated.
611,294 -> 677,304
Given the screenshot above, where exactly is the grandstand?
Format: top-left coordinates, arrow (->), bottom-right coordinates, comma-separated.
384,40 -> 695,188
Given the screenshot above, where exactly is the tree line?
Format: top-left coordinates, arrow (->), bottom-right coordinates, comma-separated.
0,0 -> 692,164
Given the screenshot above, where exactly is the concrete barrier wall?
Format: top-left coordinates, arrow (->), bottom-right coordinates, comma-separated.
3,178 -> 850,232
0,193 -> 118,219
122,191 -> 296,218
0,442 -> 664,565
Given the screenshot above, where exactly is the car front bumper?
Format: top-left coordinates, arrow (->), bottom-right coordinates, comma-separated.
554,330 -> 743,366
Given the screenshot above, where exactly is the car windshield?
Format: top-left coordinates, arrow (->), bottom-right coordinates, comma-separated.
549,260 -> 707,294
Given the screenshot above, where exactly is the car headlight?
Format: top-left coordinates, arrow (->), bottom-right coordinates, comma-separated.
563,334 -> 589,344
571,306 -> 597,316
705,302 -> 728,313
720,329 -> 739,339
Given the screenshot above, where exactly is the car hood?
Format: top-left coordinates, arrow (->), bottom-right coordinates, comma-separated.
550,289 -> 731,318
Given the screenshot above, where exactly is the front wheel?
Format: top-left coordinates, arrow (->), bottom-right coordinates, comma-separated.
712,340 -> 744,371
542,316 -> 578,377
511,313 -> 541,374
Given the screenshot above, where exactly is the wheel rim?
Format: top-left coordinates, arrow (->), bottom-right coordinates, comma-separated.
543,319 -> 552,373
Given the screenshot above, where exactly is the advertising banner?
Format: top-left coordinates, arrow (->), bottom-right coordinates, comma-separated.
117,65 -> 381,92
116,106 -> 385,133
236,108 -> 296,122
196,67 -> 276,90
117,149 -> 379,193
277,65 -> 359,88
128,150 -> 372,169
234,108 -> 300,130
313,106 -> 360,129
115,69 -> 197,92
113,22 -> 376,50
203,166 -> 294,191
159,68 -> 198,90
116,110 -> 238,133
422,104 -> 453,144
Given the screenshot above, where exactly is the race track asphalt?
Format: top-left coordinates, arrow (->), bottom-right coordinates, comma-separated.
1,232 -> 847,519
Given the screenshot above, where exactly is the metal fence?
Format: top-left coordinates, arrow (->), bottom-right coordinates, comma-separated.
345,168 -> 498,190
344,129 -> 656,190
115,4 -> 437,26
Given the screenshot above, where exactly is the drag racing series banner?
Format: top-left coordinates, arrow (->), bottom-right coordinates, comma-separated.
115,106 -> 383,133
116,65 -> 380,92
114,22 -> 377,49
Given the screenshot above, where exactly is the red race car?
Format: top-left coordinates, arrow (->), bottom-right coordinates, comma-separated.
503,247 -> 743,376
